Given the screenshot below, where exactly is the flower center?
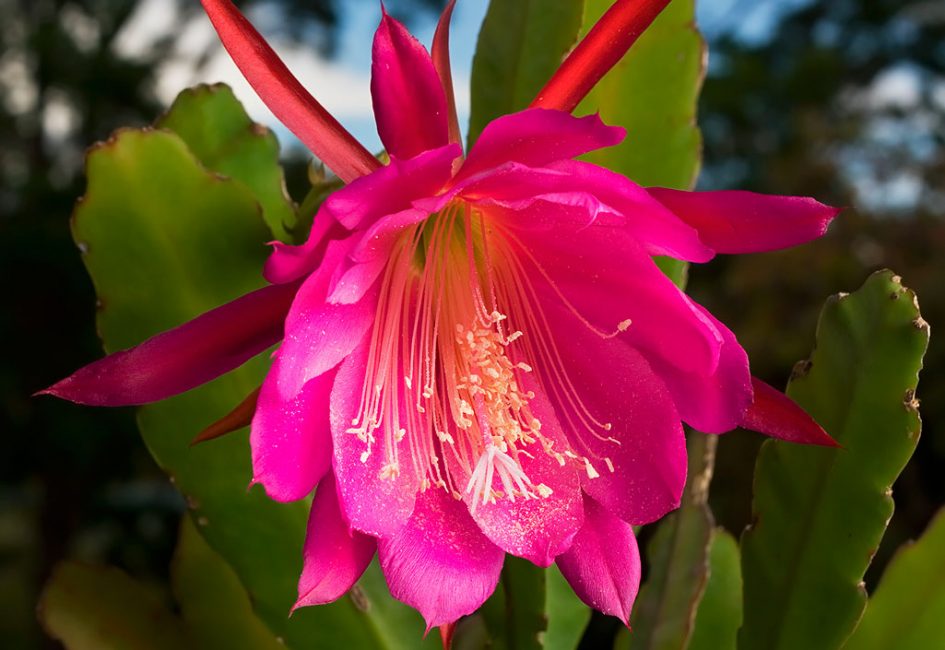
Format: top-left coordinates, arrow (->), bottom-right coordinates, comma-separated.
346,201 -> 620,509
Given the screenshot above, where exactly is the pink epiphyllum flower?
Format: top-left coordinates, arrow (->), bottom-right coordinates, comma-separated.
43,0 -> 841,633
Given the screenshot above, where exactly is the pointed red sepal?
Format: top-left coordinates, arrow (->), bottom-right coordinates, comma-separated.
438,622 -> 456,649
431,0 -> 461,148
39,282 -> 298,407
740,377 -> 839,447
530,0 -> 671,113
191,386 -> 260,446
200,0 -> 379,182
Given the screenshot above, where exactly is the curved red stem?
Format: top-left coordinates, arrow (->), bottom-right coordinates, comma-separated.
530,0 -> 671,113
200,0 -> 380,182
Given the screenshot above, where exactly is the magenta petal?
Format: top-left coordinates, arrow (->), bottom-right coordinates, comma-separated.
647,298 -> 754,434
556,494 -> 641,625
325,144 -> 460,230
265,142 -> 458,286
741,377 -> 838,446
326,255 -> 389,306
250,359 -> 336,502
548,161 -> 713,261
460,161 -> 711,262
371,10 -> 449,160
295,474 -> 376,609
328,208 -> 432,305
42,282 -> 298,406
648,188 -> 841,254
457,109 -> 624,182
378,487 -> 504,630
264,211 -> 348,285
276,238 -> 378,397
522,225 -> 722,376
540,298 -> 687,525
453,380 -> 584,567
330,339 -> 422,538
472,190 -> 625,234
564,343 -> 686,525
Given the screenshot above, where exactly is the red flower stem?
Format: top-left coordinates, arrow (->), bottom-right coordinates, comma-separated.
200,0 -> 380,182
530,0 -> 672,113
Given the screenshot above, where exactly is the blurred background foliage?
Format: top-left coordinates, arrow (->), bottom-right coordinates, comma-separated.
0,0 -> 942,647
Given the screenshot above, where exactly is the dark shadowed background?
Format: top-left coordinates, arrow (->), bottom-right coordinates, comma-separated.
1,0 -> 943,647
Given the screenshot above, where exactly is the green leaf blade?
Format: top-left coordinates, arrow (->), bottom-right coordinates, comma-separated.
39,563 -> 191,650
172,517 -> 284,650
688,529 -> 742,650
843,508 -> 945,650
544,565 -> 591,650
627,505 -> 713,650
468,0 -> 585,146
74,128 -> 272,348
491,556 -> 547,650
738,270 -> 929,650
157,84 -> 296,242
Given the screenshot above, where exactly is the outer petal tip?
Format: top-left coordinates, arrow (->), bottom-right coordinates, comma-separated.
371,6 -> 449,159
557,495 -> 641,625
379,488 -> 504,630
38,373 -> 105,406
648,188 -> 841,255
38,283 -> 297,407
294,476 -> 377,610
740,377 -> 838,447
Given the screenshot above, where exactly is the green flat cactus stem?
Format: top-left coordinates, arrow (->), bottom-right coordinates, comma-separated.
158,84 -> 297,242
468,0 -> 586,148
688,529 -> 742,650
843,507 -> 945,650
738,270 -> 929,650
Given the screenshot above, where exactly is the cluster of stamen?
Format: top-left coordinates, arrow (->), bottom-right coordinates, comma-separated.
345,201 -> 622,512
452,314 -> 554,512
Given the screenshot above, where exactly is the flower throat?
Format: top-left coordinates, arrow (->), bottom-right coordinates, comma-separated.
346,202 -> 622,512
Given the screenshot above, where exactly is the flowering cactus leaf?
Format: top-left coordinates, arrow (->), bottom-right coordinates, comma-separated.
172,517 -> 284,650
74,129 -> 272,353
466,560 -> 589,650
545,565 -> 592,650
618,432 -> 713,650
40,563 -> 192,650
495,557 -> 546,650
738,270 -> 929,650
687,529 -> 742,650
157,83 -> 296,242
843,508 -> 945,650
468,0 -> 585,146
71,127 -> 435,649
39,517 -> 287,650
624,507 -> 712,650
